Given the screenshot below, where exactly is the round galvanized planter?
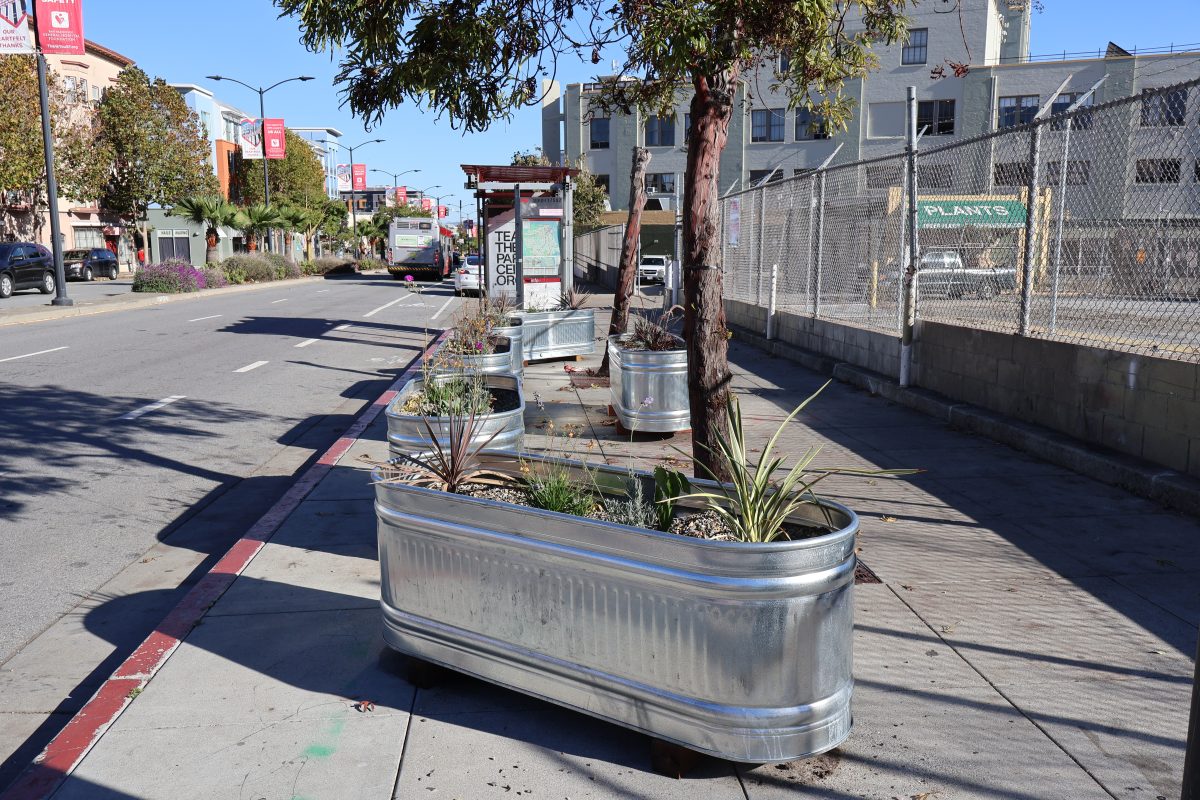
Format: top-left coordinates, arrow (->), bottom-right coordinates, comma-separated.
491,318 -> 524,376
517,309 -> 596,361
433,335 -> 515,376
385,373 -> 525,456
608,334 -> 690,433
373,453 -> 857,763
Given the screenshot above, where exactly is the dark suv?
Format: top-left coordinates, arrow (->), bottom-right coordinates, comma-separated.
63,248 -> 120,281
0,242 -> 56,299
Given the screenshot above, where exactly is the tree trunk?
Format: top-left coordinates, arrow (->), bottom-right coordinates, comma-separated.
139,218 -> 150,265
247,236 -> 258,252
682,71 -> 737,482
597,147 -> 651,378
284,231 -> 295,263
205,226 -> 218,263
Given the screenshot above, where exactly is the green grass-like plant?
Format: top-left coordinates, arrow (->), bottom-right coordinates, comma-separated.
523,462 -> 596,517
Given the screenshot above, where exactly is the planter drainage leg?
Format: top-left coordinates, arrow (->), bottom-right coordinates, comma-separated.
650,738 -> 705,779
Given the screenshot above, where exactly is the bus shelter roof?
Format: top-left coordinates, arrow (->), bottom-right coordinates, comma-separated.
462,164 -> 578,193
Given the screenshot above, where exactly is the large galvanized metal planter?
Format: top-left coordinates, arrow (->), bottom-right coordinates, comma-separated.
374,454 -> 857,763
517,309 -> 596,361
491,318 -> 524,376
608,334 -> 690,433
384,373 -> 525,456
433,335 -> 518,377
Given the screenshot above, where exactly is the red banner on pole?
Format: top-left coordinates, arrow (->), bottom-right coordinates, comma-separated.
34,0 -> 84,55
352,164 -> 367,191
263,119 -> 286,159
395,186 -> 408,206
438,205 -> 448,219
420,197 -> 432,212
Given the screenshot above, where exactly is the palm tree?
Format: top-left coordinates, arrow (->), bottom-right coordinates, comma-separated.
355,218 -> 386,259
170,197 -> 238,263
234,204 -> 283,252
276,206 -> 312,264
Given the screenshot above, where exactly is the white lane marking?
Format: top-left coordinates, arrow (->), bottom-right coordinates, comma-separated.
234,360 -> 269,373
334,324 -> 351,331
363,296 -> 410,318
0,346 -> 69,364
316,289 -> 330,293
188,314 -> 222,322
271,299 -> 288,304
430,297 -> 456,321
295,338 -> 319,348
120,395 -> 186,421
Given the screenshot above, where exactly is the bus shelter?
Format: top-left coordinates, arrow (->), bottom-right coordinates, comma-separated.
462,164 -> 578,308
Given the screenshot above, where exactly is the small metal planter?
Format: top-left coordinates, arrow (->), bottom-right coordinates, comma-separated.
433,335 -> 517,377
385,373 -> 525,456
374,453 -> 857,763
517,309 -> 596,361
491,318 -> 524,376
608,334 -> 690,433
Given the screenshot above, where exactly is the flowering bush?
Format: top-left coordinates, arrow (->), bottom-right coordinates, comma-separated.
201,266 -> 228,289
132,260 -> 205,293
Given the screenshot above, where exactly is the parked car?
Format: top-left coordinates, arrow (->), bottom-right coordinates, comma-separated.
0,242 -> 56,299
63,248 -> 120,281
454,253 -> 482,296
638,254 -> 669,284
916,251 -> 1016,299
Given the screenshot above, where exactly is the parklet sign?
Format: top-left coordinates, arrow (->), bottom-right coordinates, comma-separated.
35,0 -> 84,55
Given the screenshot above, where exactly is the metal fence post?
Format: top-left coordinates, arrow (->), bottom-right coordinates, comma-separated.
766,263 -> 779,339
756,184 -> 768,306
1019,119 -> 1044,336
900,86 -> 919,388
1185,629 -> 1199,800
812,171 -> 827,318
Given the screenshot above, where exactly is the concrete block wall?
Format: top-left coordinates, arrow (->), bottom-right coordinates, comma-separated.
913,320 -> 1200,479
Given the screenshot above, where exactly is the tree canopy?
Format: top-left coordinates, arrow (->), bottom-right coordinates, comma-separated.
235,128 -> 327,210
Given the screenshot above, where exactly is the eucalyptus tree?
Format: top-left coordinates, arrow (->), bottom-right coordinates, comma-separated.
276,0 -> 909,477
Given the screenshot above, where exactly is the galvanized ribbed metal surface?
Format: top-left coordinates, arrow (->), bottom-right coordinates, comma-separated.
432,335 -> 517,377
385,373 -> 525,455
608,335 -> 690,433
491,319 -> 524,376
518,309 -> 596,361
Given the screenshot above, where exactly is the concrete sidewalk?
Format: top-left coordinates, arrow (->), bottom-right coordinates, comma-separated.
10,301 -> 1197,799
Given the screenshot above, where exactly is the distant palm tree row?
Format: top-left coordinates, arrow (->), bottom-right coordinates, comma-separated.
170,197 -> 349,263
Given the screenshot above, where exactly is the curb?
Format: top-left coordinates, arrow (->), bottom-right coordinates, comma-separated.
0,276 -> 332,329
0,330 -> 449,800
732,323 -> 1200,518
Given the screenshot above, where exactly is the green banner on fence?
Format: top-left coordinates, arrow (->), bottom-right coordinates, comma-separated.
917,199 -> 1027,228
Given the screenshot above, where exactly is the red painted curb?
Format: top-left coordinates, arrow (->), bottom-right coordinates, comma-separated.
0,330 -> 449,800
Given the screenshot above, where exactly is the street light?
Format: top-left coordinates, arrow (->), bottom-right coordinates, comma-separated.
370,169 -> 421,206
329,139 -> 385,255
206,74 -> 313,252
414,185 -> 442,218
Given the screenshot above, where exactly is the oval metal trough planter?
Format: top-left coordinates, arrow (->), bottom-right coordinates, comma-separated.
385,373 -> 525,456
433,335 -> 518,377
608,334 -> 690,433
517,309 -> 596,361
491,318 -> 524,376
374,453 -> 857,763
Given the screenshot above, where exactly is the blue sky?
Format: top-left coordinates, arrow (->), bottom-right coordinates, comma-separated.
83,0 -> 1195,219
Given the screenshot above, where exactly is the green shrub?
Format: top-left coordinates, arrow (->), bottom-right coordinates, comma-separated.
201,266 -> 228,289
356,257 -> 385,272
132,260 -> 204,293
308,255 -> 355,275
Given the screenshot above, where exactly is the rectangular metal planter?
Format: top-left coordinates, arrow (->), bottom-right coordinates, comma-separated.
433,335 -> 518,377
385,373 -> 525,456
374,454 -> 857,763
608,334 -> 690,433
491,318 -> 524,376
517,309 -> 596,361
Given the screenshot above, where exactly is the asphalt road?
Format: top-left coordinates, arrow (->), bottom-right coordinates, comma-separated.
1,276 -> 135,310
0,273 -> 463,788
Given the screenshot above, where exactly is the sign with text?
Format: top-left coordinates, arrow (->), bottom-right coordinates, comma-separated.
263,119 -> 286,159
487,215 -> 518,300
395,186 -> 408,206
240,118 -> 264,160
0,5 -> 32,53
351,163 -> 366,191
35,0 -> 84,55
420,197 -> 433,212
917,199 -> 1027,229
335,164 -> 351,192
438,205 -> 448,219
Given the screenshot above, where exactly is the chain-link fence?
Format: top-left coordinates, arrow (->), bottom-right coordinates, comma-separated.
720,75 -> 1200,361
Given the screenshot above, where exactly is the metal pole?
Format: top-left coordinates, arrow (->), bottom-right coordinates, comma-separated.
259,90 -> 272,252
756,184 -> 767,306
673,180 -> 683,309
1019,119 -> 1044,336
1184,629 -> 1200,800
812,171 -> 827,318
349,146 -> 357,257
513,184 -> 525,306
561,175 -> 574,295
900,86 -> 919,388
29,2 -> 71,306
766,263 -> 779,340
806,177 -> 818,314
1049,117 -> 1071,334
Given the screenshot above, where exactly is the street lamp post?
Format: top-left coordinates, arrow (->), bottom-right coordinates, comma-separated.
370,169 -> 421,207
330,139 -> 385,256
205,74 -> 314,252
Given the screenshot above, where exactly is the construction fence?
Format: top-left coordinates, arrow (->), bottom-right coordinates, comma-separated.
720,76 -> 1200,362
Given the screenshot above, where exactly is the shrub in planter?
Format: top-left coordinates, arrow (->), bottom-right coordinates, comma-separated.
132,260 -> 205,293
357,256 -> 385,272
201,266 -> 228,289
312,255 -> 356,275
221,254 -> 276,284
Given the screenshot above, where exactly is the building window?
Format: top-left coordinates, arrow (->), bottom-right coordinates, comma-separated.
866,163 -> 902,188
645,172 -> 675,193
917,163 -> 954,189
751,109 -> 785,142
1046,160 -> 1091,185
1135,158 -> 1182,184
793,168 -> 815,179
778,51 -> 790,74
917,99 -> 955,136
795,108 -> 829,140
1141,87 -> 1187,126
1050,92 -> 1094,130
645,115 -> 675,147
594,174 -> 610,194
748,169 -> 783,187
998,95 -> 1039,128
902,29 -> 928,65
993,161 -> 1030,186
683,112 -> 690,144
589,117 -> 610,149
